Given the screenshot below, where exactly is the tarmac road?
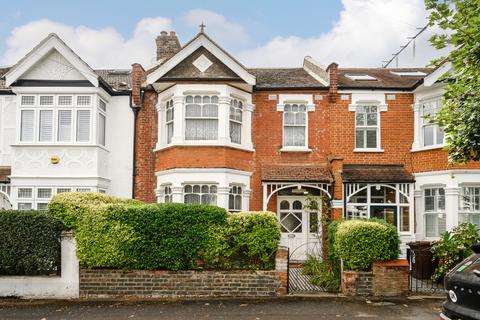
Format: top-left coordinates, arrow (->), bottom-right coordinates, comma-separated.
0,296 -> 444,320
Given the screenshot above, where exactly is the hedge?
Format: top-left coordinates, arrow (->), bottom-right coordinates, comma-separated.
48,192 -> 141,229
0,210 -> 62,275
334,219 -> 400,271
204,211 -> 280,270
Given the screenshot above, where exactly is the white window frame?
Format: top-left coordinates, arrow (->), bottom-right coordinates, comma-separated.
420,97 -> 444,148
14,186 -> 98,210
229,98 -> 243,144
184,95 -> 219,141
97,98 -> 107,146
17,94 -> 94,145
165,99 -> 174,144
183,183 -> 218,205
282,103 -> 308,148
423,187 -> 446,238
459,186 -> 480,229
349,101 -> 387,152
228,184 -> 243,212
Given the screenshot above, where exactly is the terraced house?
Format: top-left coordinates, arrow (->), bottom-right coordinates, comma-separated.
0,30 -> 478,260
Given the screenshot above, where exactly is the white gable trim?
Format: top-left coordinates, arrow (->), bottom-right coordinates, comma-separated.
5,33 -> 98,87
146,34 -> 256,86
423,62 -> 451,87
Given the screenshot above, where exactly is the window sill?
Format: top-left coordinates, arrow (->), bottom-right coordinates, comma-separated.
410,144 -> 445,152
280,147 -> 312,153
11,143 -> 109,152
353,148 -> 384,153
155,141 -> 255,153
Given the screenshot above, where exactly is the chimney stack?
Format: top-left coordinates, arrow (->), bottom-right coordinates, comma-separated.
155,31 -> 181,62
327,62 -> 339,103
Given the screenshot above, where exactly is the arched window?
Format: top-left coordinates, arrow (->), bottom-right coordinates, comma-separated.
185,95 -> 218,140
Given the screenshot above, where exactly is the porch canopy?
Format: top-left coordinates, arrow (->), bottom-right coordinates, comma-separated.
261,165 -> 333,211
342,164 -> 415,184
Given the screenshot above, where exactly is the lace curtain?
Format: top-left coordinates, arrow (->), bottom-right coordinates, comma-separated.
283,104 -> 306,146
185,95 -> 218,140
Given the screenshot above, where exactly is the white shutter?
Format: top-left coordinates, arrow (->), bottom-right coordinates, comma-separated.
39,110 -> 53,141
98,113 -> 106,146
76,110 -> 91,142
57,110 -> 72,141
20,110 -> 34,141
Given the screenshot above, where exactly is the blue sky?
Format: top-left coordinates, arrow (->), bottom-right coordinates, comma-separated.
0,0 -> 441,68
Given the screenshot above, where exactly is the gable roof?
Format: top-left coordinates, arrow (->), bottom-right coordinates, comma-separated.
338,67 -> 433,90
146,32 -> 256,86
4,33 -> 99,87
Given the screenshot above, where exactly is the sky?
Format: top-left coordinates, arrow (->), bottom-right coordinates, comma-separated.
0,0 -> 446,69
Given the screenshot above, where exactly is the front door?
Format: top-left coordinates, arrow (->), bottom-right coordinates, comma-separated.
277,196 -> 322,261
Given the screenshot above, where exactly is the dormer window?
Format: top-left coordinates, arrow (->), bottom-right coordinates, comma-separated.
185,95 -> 218,140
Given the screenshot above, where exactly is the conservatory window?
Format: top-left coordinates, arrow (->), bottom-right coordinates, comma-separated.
283,103 -> 307,147
166,99 -> 174,144
229,185 -> 242,212
184,184 -> 217,205
424,187 -> 446,238
421,99 -> 444,147
355,105 -> 378,149
229,99 -> 243,144
459,187 -> 480,229
185,95 -> 218,140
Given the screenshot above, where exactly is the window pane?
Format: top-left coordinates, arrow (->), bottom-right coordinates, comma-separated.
58,96 -> 72,106
76,110 -> 91,142
58,110 -> 72,142
346,205 -> 367,219
400,207 -> 409,232
39,96 -> 54,106
77,96 -> 91,106
436,126 -> 444,145
355,113 -> 365,126
366,129 -> 377,148
20,110 -> 34,142
280,200 -> 290,210
185,119 -> 218,140
230,121 -> 241,144
98,113 -> 106,146
355,129 -> 365,148
18,188 -> 32,198
37,188 -> 52,199
284,126 -> 306,146
366,112 -> 377,126
185,194 -> 200,204
425,195 -> 435,211
21,96 -> 34,106
425,214 -> 437,237
39,110 -> 53,142
370,186 -> 396,204
18,203 -> 32,211
423,125 -> 434,146
186,104 -> 201,117
293,200 -> 303,210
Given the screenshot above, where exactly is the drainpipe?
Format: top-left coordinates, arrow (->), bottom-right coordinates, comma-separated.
129,89 -> 144,199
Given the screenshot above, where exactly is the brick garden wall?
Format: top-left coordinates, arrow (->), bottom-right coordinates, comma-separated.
80,247 -> 288,299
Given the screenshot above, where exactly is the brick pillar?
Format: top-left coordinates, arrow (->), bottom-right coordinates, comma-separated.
275,246 -> 289,295
372,260 -> 409,297
327,62 -> 338,103
131,63 -> 158,203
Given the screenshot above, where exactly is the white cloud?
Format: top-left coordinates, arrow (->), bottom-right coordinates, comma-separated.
182,9 -> 250,50
1,17 -> 172,68
237,0 -> 443,68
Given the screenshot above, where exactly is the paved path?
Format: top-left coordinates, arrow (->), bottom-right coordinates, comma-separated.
289,268 -> 325,293
0,297 -> 444,320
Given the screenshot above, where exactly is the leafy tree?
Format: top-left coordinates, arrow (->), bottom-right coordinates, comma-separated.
426,0 -> 480,163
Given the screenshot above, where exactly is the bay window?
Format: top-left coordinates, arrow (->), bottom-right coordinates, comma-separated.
355,105 -> 378,149
283,103 -> 307,147
459,187 -> 480,228
185,95 -> 218,140
19,94 -> 101,145
424,187 -> 446,237
229,99 -> 243,144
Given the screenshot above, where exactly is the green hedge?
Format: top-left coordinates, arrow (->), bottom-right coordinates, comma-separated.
204,211 -> 280,270
48,192 -> 140,229
334,219 -> 400,271
0,211 -> 62,275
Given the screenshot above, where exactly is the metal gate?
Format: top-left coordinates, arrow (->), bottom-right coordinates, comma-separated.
407,248 -> 444,294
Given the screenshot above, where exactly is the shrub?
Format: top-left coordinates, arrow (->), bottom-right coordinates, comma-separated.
431,222 -> 480,281
48,192 -> 141,229
302,254 -> 340,291
0,210 -> 62,275
204,211 -> 280,270
334,219 -> 400,271
75,202 -> 228,270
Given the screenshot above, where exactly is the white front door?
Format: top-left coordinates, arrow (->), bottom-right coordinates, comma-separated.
277,196 -> 322,261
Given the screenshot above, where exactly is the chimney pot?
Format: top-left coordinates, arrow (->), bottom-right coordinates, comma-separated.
160,31 -> 168,36
170,31 -> 176,36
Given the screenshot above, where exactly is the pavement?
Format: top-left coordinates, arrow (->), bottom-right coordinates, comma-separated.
0,296 -> 445,320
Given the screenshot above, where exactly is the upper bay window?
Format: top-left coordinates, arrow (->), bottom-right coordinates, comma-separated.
156,85 -> 254,151
18,94 -> 106,146
185,95 -> 218,140
355,105 -> 378,149
421,98 -> 444,147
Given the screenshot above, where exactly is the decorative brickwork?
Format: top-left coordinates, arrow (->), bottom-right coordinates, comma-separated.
80,247 -> 289,298
372,260 -> 409,297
